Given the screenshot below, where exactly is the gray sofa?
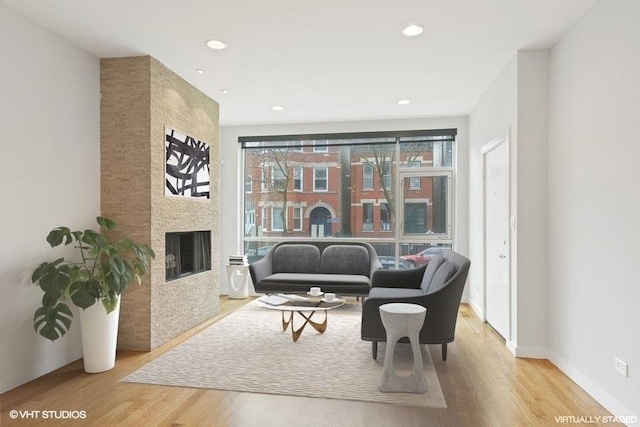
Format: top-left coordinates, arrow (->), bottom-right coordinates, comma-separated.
248,240 -> 382,296
361,250 -> 471,361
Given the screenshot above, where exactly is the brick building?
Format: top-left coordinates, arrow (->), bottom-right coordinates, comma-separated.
244,141 -> 441,239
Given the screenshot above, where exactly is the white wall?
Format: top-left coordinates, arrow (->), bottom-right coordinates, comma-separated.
468,56 -> 518,320
515,50 -> 549,354
468,50 -> 549,356
220,117 -> 469,296
548,0 -> 639,418
0,4 -> 100,393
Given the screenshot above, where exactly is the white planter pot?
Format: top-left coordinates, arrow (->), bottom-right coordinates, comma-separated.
79,296 -> 121,373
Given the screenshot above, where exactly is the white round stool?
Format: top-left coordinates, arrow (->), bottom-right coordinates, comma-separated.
378,303 -> 427,394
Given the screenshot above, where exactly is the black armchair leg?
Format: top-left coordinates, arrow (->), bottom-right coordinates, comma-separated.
442,343 -> 447,361
372,341 -> 378,360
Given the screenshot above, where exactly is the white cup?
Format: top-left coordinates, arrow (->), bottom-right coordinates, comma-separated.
324,293 -> 336,302
310,287 -> 322,296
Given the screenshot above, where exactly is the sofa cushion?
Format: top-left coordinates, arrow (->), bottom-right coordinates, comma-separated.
321,245 -> 370,276
272,244 -> 321,274
425,261 -> 456,294
368,287 -> 425,299
261,273 -> 370,287
419,255 -> 445,292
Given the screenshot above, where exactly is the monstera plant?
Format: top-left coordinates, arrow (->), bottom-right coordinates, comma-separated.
32,217 -> 155,341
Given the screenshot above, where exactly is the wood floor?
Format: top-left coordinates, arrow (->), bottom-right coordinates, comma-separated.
1,297 -> 616,427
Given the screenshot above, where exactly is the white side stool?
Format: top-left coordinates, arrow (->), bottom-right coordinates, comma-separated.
225,264 -> 250,299
378,303 -> 427,393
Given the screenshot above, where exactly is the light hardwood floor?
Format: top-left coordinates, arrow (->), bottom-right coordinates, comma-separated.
1,298 -> 617,427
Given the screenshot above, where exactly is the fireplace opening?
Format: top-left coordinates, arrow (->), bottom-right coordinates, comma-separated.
166,231 -> 211,281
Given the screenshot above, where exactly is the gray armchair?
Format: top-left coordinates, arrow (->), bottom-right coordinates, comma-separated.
361,250 -> 471,361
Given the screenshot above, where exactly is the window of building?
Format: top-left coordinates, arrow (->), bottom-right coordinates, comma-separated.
293,207 -> 303,231
313,168 -> 328,192
380,202 -> 392,231
272,207 -> 284,231
409,161 -> 421,189
272,167 -> 287,192
245,174 -> 252,193
293,167 -> 303,191
244,202 -> 255,236
363,163 -> 373,190
313,140 -> 328,152
260,169 -> 267,192
381,161 -> 391,188
362,202 -> 374,232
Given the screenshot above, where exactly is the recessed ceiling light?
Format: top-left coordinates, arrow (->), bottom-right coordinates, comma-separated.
272,106 -> 285,111
397,99 -> 411,105
195,69 -> 205,74
206,39 -> 227,50
402,24 -> 424,37
221,89 -> 230,94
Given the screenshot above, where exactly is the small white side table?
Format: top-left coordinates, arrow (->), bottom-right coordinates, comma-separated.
225,264 -> 250,299
378,303 -> 427,394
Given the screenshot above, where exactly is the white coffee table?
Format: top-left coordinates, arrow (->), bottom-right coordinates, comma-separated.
256,295 -> 345,342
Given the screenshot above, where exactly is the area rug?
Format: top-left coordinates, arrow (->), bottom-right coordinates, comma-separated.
121,301 -> 446,408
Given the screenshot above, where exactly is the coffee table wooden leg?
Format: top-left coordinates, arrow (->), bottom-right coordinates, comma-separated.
282,311 -> 293,331
290,310 -> 328,342
301,310 -> 327,333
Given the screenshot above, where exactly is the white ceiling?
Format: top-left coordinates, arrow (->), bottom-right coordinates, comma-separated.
2,0 -> 595,126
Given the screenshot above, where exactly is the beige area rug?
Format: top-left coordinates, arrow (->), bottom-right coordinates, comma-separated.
121,301 -> 446,408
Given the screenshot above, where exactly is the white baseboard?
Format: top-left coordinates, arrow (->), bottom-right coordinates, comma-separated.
0,347 -> 83,394
507,342 -> 549,359
548,350 -> 637,421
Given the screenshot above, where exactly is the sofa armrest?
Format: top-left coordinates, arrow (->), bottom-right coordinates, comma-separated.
370,264 -> 427,289
369,255 -> 383,278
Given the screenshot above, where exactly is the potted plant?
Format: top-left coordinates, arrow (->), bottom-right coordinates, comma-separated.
31,217 -> 155,373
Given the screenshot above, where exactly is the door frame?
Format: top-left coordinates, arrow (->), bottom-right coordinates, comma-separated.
481,129 -> 511,340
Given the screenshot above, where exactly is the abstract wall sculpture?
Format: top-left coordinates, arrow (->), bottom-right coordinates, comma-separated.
165,126 -> 210,198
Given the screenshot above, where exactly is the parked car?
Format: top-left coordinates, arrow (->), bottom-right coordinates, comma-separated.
400,246 -> 448,267
378,256 -> 413,270
246,245 -> 274,264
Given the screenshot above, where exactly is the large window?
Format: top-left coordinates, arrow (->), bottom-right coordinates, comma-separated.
241,129 -> 456,263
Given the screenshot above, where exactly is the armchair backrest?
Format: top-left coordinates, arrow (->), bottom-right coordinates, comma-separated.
433,250 -> 471,296
419,255 -> 445,292
420,250 -> 471,341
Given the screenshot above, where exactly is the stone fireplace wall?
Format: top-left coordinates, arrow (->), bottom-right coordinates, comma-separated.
101,56 -> 220,351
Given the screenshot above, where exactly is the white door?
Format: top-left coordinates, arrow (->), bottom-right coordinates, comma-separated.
483,138 -> 510,340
